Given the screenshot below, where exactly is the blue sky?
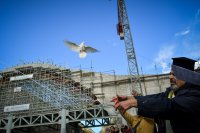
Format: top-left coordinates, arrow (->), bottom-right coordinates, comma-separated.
0,0 -> 200,76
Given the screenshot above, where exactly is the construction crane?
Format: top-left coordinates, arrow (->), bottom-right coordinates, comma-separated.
117,0 -> 143,95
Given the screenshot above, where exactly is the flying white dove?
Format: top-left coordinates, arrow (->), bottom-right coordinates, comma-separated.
64,40 -> 99,58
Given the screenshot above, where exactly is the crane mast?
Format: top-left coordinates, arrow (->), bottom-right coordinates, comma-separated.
117,0 -> 143,95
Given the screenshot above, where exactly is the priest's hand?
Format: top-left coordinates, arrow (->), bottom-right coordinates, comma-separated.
111,95 -> 137,114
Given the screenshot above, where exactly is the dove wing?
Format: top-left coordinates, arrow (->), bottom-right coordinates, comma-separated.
85,46 -> 99,53
64,40 -> 80,52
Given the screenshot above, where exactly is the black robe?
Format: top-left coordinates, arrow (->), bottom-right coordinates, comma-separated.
135,83 -> 200,133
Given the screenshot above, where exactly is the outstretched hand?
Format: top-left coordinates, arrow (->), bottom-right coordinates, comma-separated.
111,95 -> 137,114
111,95 -> 127,104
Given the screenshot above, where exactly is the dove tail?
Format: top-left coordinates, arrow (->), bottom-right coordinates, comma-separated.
79,52 -> 87,58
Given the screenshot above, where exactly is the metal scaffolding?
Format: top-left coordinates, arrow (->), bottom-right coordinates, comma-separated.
0,63 -> 96,118
0,63 -> 118,132
0,62 -> 170,132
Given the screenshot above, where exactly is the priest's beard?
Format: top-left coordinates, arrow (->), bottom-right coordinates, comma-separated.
171,83 -> 178,90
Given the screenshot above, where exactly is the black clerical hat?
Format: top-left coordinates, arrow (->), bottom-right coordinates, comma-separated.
172,57 -> 196,71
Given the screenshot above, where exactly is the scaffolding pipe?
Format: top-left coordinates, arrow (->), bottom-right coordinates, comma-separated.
6,115 -> 13,133
60,109 -> 66,133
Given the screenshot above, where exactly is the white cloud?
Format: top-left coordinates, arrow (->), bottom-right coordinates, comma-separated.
155,45 -> 174,73
173,9 -> 200,60
175,9 -> 199,37
195,61 -> 200,70
148,9 -> 200,74
195,9 -> 200,20
175,29 -> 190,36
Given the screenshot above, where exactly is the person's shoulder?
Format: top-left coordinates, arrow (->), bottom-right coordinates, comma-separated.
186,83 -> 200,90
185,83 -> 200,96
191,84 -> 200,89
190,85 -> 200,93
